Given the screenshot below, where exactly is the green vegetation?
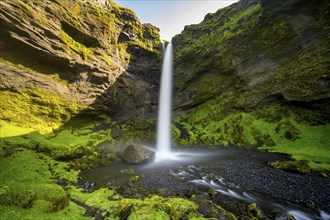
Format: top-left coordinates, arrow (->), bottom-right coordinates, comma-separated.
172,0 -> 330,174
68,186 -> 225,220
247,203 -> 264,219
0,148 -> 88,220
173,101 -> 330,172
1,0 -> 329,218
0,88 -> 82,133
270,160 -> 311,174
115,119 -> 156,145
261,123 -> 330,171
59,30 -> 94,61
18,1 -> 31,15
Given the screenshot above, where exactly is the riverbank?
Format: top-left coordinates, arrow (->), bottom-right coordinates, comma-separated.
136,147 -> 330,218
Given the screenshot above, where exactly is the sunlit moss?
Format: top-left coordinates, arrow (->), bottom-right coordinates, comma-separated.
18,1 -> 31,15
0,202 -> 89,220
0,88 -> 83,132
0,149 -> 68,209
59,30 -> 94,61
173,101 -> 330,172
260,123 -> 330,171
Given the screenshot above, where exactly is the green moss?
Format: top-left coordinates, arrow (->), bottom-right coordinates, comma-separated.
68,186 -> 217,220
114,196 -> 200,220
271,160 -> 311,174
0,145 -> 90,219
247,203 -> 263,219
174,100 -> 330,172
1,116 -> 115,161
116,119 -> 156,145
68,186 -> 118,212
1,92 -> 117,161
0,121 -> 36,137
174,113 -> 260,147
0,149 -> 67,209
0,88 -> 83,132
260,123 -> 330,171
59,30 -> 94,61
18,1 -> 31,15
0,202 -> 89,220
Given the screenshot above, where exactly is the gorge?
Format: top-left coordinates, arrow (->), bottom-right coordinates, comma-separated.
0,0 -> 329,219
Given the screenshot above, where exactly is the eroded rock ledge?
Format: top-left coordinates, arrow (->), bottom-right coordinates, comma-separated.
0,0 -> 161,120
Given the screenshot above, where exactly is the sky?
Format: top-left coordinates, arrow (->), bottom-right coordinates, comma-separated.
114,0 -> 239,40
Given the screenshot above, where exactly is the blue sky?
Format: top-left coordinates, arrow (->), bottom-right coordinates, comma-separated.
114,0 -> 239,40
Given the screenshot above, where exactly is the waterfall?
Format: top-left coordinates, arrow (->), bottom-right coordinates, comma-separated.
156,42 -> 173,158
161,42 -> 165,52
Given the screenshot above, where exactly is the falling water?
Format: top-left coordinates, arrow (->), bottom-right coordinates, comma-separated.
156,42 -> 173,158
161,41 -> 165,52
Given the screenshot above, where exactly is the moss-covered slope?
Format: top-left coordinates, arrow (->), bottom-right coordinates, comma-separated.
172,0 -> 330,171
0,1 -> 163,218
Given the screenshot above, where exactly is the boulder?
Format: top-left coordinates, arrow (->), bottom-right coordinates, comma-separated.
121,145 -> 155,164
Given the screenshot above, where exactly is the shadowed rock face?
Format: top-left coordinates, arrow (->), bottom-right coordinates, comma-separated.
121,145 -> 156,164
0,0 -> 161,120
172,0 -> 330,112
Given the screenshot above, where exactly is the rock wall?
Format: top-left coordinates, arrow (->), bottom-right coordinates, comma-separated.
0,0 -> 161,120
171,0 -> 330,147
173,0 -> 329,112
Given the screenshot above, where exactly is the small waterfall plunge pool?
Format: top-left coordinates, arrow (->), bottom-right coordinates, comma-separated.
81,147 -> 330,220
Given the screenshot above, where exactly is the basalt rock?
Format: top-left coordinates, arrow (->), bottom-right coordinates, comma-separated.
121,145 -> 156,164
171,0 -> 330,148
0,0 -> 161,120
172,0 -> 330,112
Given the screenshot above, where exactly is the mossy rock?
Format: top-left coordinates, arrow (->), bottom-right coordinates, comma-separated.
36,184 -> 69,211
247,203 -> 264,219
32,200 -> 53,213
271,160 -> 311,174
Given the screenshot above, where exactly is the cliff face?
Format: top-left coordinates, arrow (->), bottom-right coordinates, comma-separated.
173,0 -> 329,111
171,0 -> 330,169
0,0 -> 161,120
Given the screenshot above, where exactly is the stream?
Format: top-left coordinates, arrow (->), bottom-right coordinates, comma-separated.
82,147 -> 330,220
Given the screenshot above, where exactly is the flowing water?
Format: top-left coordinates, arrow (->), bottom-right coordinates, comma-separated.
156,42 -> 173,158
82,42 -> 330,220
82,148 -> 330,220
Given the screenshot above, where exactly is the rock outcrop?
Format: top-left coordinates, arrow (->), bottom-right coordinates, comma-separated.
171,0 -> 330,150
173,0 -> 329,111
0,0 -> 161,120
121,145 -> 156,164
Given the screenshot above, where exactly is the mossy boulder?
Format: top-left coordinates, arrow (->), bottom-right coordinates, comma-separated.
0,149 -> 69,212
247,203 -> 264,219
271,160 -> 312,174
121,145 -> 156,164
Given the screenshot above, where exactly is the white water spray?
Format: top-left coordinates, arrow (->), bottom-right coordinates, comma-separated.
156,43 -> 173,158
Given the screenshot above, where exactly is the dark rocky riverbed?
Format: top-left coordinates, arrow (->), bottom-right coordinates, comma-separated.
82,147 -> 330,219
141,148 -> 330,218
